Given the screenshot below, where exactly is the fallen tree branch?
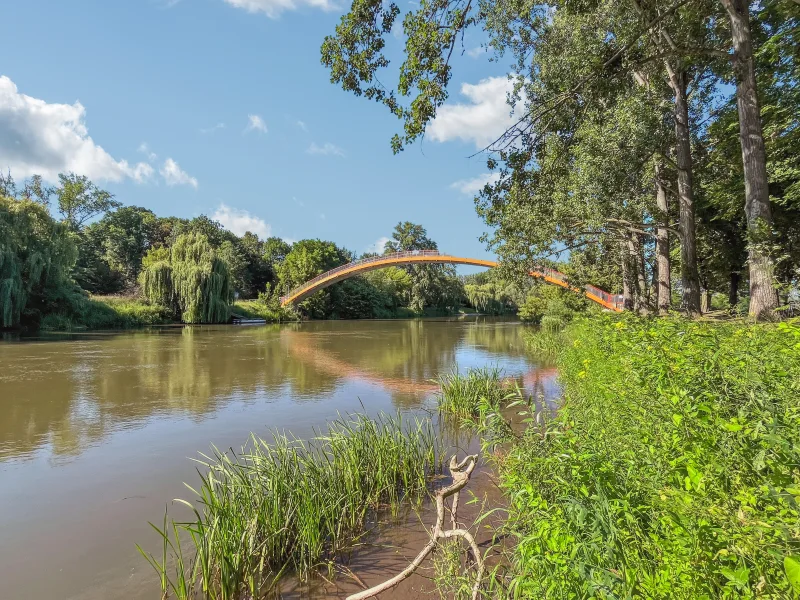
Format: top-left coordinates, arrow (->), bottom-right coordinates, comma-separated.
346,454 -> 484,600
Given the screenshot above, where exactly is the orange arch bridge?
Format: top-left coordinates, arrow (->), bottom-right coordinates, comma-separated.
279,250 -> 623,311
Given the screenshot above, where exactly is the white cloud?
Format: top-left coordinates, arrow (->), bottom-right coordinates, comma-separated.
296,120 -> 308,132
365,236 -> 390,255
428,76 -> 520,149
450,172 -> 500,195
245,114 -> 267,134
212,203 -> 271,238
223,0 -> 337,19
466,46 -> 484,58
200,122 -> 225,134
138,142 -> 157,161
133,162 -> 155,183
0,75 -> 152,182
307,142 -> 345,157
160,158 -> 198,188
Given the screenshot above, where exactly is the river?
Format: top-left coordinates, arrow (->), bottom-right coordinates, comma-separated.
0,317 -> 558,600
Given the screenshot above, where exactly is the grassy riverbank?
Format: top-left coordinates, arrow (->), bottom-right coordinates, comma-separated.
36,297 -> 467,331
498,316 -> 800,598
40,296 -> 174,331
38,296 -> 295,331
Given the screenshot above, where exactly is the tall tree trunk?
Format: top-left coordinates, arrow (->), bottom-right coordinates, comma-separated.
625,233 -> 647,314
729,270 -> 741,308
655,162 -> 672,314
665,64 -> 702,316
621,241 -> 634,311
720,0 -> 779,319
635,234 -> 649,314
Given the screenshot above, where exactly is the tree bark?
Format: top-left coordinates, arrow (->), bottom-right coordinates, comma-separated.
655,162 -> 672,314
635,234 -> 649,314
729,270 -> 741,308
720,0 -> 779,319
625,233 -> 648,314
621,241 -> 634,311
665,65 -> 702,316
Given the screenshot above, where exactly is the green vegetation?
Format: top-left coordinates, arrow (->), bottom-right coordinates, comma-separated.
40,296 -> 171,331
0,196 -> 78,328
437,366 -> 509,419
140,232 -> 233,324
437,366 -> 524,448
517,284 -> 593,327
3,172 -> 540,329
138,412 -> 441,598
496,316 -> 800,598
3,174 -> 543,329
322,0 -> 799,320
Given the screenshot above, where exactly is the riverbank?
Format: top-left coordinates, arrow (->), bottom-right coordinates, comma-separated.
37,296 -> 293,331
498,315 -> 800,598
35,296 -> 493,331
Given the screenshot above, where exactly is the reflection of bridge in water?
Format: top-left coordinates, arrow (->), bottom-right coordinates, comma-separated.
285,330 -> 558,397
280,250 -> 623,311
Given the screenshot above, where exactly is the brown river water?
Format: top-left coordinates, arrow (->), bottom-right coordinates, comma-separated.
0,317 -> 559,600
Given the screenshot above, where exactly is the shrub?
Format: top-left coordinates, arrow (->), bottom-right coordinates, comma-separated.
502,316 -> 800,599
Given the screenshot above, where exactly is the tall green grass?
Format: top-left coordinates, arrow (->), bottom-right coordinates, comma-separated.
436,367 -> 526,447
138,412 -> 442,599
502,315 -> 800,598
40,296 -> 172,330
437,367 -> 509,418
520,325 -> 570,362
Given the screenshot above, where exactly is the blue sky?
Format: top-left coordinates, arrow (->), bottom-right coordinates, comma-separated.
1,0 -> 517,263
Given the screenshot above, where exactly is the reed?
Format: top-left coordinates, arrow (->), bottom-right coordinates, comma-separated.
436,367 -> 524,448
138,412 -> 441,599
436,367 -> 510,419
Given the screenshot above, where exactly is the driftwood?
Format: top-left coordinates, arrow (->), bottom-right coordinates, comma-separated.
347,454 -> 484,600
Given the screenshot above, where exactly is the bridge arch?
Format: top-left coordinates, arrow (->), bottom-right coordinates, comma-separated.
279,250 -> 623,311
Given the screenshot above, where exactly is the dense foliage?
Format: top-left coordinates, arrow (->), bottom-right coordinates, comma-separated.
501,316 -> 800,598
322,0 -> 800,319
0,196 -> 79,327
140,232 -> 234,324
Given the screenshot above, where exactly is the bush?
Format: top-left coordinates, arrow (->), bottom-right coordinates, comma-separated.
518,284 -> 590,324
40,296 -> 172,331
502,315 -> 800,599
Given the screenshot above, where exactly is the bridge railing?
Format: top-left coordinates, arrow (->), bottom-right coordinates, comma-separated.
280,250 -> 442,303
280,250 -> 625,311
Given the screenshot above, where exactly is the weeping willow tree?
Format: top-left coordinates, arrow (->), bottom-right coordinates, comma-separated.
464,282 -> 518,315
140,232 -> 232,323
0,196 -> 78,328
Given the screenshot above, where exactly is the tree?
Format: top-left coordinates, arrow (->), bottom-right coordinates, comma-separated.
139,232 -> 233,323
262,236 -> 293,284
0,196 -> 78,327
717,0 -> 781,317
54,173 -> 120,230
277,239 -> 351,318
94,206 -> 158,285
239,232 -> 271,296
385,221 -> 455,312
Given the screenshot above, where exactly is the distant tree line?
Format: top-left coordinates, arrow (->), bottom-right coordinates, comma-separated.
2,172 -> 531,327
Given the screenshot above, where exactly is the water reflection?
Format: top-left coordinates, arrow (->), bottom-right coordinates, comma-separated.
0,318 -> 550,463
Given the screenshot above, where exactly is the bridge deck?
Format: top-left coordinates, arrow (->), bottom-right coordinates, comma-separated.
279,250 -> 623,311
